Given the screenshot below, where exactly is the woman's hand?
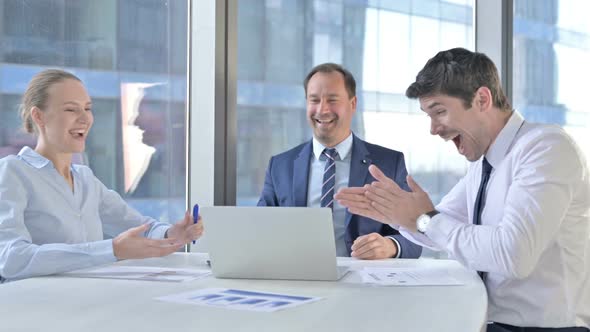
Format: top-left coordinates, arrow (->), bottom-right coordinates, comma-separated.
165,211 -> 204,244
112,224 -> 184,260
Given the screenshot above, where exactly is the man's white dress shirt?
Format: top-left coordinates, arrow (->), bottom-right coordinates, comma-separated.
0,147 -> 170,282
400,111 -> 590,328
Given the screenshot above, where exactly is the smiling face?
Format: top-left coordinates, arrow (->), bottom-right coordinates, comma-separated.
306,71 -> 356,147
420,93 -> 492,162
33,79 -> 93,155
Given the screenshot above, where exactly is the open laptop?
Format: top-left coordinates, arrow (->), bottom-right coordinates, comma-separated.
200,206 -> 349,281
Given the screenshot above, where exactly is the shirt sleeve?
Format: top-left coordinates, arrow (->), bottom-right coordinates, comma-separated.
386,236 -> 402,258
424,131 -> 584,279
0,164 -> 116,282
94,175 -> 171,240
397,175 -> 470,251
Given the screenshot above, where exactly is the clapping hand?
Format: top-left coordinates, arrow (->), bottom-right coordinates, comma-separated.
335,164 -> 434,232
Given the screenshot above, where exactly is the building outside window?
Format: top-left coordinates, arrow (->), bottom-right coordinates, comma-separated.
0,0 -> 188,223
513,0 -> 590,161
236,0 -> 474,206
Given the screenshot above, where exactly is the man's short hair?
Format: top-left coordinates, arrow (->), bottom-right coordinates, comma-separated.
406,47 -> 511,111
303,63 -> 356,98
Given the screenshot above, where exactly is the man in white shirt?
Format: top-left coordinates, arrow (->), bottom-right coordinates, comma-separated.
335,48 -> 590,331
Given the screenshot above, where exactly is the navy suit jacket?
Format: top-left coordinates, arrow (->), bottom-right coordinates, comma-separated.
257,135 -> 422,258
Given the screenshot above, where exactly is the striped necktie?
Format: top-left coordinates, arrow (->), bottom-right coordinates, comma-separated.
320,148 -> 338,209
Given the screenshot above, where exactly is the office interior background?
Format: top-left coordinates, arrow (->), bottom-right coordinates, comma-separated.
0,0 -> 588,233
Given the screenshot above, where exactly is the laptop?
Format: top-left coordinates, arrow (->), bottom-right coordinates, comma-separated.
200,206 -> 349,281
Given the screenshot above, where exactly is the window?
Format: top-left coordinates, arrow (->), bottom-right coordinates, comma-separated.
0,0 -> 188,223
236,0 -> 474,205
513,0 -> 590,161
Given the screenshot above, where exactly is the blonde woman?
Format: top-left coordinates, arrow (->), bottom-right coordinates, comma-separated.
0,69 -> 203,282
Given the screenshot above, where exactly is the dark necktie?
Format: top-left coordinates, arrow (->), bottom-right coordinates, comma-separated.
320,148 -> 338,209
473,157 -> 493,225
473,157 -> 493,279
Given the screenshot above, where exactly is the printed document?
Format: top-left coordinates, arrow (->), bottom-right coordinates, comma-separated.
156,288 -> 322,312
359,267 -> 464,286
63,266 -> 211,282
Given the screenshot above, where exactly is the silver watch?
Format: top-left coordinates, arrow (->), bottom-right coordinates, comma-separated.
416,210 -> 439,233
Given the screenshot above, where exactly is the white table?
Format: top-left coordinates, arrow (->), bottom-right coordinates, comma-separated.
0,253 -> 487,332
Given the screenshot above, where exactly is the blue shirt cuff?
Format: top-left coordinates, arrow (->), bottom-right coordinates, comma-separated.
89,239 -> 118,263
147,222 -> 171,240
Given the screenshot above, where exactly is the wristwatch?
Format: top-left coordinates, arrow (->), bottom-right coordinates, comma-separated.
416,210 -> 440,234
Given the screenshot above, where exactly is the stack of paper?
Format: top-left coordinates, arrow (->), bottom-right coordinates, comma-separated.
63,266 -> 211,282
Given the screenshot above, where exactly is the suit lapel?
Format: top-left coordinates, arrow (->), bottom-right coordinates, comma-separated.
345,135 -> 372,226
293,140 -> 313,206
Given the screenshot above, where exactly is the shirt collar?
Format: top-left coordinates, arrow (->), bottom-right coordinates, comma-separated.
17,146 -> 79,174
485,110 -> 525,168
18,146 -> 51,169
312,132 -> 353,161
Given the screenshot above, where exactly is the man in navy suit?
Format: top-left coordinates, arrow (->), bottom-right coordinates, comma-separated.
257,63 -> 421,259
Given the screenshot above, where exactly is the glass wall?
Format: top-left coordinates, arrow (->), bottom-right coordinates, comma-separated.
0,0 -> 187,222
513,0 -> 590,160
236,0 -> 474,206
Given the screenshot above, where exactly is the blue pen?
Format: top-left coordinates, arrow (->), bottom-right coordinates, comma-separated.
192,204 -> 199,244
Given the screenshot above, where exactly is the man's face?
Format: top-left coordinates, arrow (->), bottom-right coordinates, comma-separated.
306,71 -> 356,147
420,94 -> 491,162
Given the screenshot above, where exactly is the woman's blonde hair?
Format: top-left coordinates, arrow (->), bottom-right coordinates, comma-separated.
19,69 -> 82,134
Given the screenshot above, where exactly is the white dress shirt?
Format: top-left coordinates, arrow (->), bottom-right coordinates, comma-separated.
0,147 -> 171,282
400,111 -> 590,328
